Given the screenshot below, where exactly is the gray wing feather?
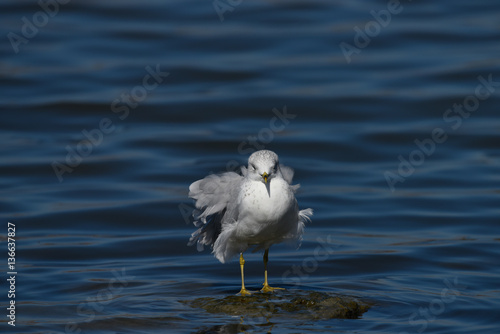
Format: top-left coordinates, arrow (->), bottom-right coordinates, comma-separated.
280,165 -> 294,184
280,164 -> 301,192
188,171 -> 243,250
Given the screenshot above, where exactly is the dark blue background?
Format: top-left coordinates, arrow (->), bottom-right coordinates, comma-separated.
1,0 -> 499,333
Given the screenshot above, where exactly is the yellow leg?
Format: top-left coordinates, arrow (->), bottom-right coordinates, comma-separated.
261,249 -> 285,293
238,253 -> 251,296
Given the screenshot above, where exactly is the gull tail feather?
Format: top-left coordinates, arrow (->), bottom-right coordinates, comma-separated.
212,225 -> 245,264
294,208 -> 313,249
299,208 -> 313,224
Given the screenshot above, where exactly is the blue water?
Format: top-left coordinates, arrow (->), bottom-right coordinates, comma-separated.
1,0 -> 500,333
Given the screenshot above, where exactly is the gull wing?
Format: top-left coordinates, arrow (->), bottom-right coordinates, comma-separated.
187,171 -> 243,251
280,164 -> 302,192
279,164 -> 294,184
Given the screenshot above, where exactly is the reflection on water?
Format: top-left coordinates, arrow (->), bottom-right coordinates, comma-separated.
1,0 -> 500,333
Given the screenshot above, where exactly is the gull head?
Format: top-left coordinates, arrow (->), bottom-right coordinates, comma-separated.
247,150 -> 281,184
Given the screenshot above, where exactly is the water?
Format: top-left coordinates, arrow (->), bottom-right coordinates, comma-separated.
1,0 -> 500,333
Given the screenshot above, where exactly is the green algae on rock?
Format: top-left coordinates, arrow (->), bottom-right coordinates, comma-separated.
182,290 -> 370,320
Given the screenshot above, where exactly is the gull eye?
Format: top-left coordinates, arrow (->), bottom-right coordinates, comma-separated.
250,164 -> 256,171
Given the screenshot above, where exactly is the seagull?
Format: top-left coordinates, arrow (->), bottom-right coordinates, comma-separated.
188,150 -> 313,295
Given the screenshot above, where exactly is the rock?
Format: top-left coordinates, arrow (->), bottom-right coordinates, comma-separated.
181,290 -> 370,320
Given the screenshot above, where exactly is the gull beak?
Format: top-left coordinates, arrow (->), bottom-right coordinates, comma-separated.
262,172 -> 268,184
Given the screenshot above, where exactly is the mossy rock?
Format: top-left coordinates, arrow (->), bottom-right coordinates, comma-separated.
182,290 -> 370,320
